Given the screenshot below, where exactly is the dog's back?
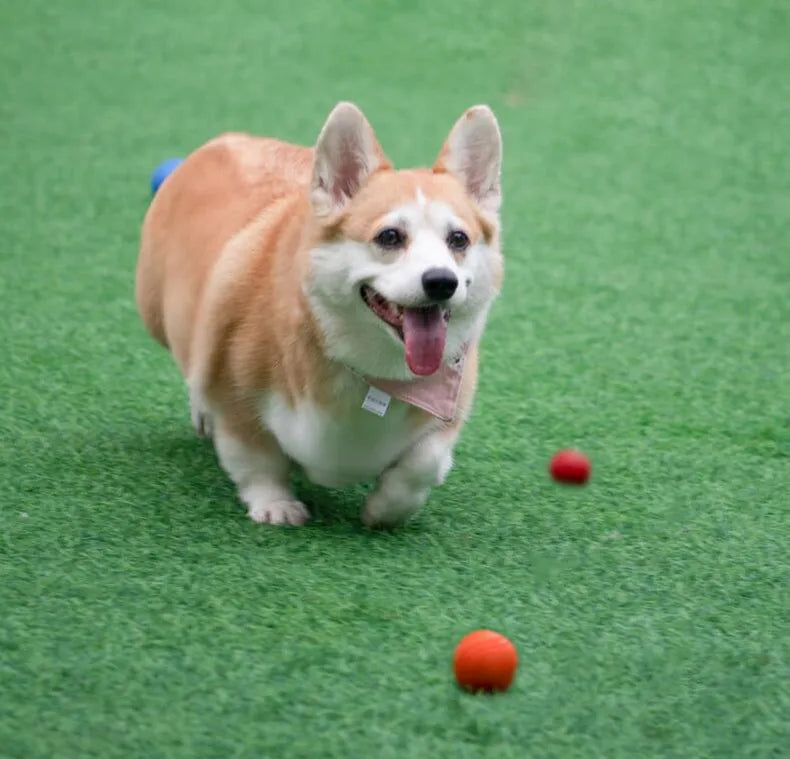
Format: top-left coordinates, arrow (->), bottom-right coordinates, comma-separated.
136,134 -> 312,370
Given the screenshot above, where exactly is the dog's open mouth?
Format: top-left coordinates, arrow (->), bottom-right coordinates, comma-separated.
361,285 -> 405,336
361,285 -> 450,376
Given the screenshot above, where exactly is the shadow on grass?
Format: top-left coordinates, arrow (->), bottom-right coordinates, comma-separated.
28,422 -> 427,539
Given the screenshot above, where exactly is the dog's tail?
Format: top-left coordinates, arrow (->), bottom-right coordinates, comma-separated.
149,157 -> 183,195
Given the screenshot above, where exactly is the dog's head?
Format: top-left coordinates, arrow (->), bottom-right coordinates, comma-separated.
306,102 -> 503,380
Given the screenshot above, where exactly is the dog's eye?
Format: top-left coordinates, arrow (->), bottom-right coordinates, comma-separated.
447,230 -> 470,252
373,227 -> 406,249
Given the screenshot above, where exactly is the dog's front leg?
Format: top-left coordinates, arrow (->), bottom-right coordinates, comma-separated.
213,419 -> 310,526
362,426 -> 459,528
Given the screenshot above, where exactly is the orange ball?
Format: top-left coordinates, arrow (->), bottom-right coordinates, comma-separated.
453,630 -> 518,692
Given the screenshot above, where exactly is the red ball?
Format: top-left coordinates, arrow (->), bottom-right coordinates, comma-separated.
453,630 -> 518,693
549,449 -> 591,484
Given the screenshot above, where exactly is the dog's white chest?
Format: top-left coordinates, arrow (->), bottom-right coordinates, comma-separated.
262,392 -> 419,487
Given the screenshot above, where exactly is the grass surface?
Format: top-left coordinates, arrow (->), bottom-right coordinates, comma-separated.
2,1 -> 790,756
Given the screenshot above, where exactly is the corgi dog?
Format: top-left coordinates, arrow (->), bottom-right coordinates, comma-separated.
136,102 -> 503,527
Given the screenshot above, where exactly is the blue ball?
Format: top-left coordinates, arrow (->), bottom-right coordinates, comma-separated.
150,157 -> 184,194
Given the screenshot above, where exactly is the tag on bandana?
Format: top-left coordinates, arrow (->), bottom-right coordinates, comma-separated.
363,346 -> 468,422
361,386 -> 392,417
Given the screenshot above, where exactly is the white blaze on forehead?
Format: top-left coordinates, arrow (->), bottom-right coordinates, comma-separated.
425,200 -> 465,234
380,197 -> 466,237
380,203 -> 422,230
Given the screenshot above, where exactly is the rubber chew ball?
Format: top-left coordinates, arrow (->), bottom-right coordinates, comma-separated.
453,630 -> 518,692
150,157 -> 184,194
549,449 -> 591,484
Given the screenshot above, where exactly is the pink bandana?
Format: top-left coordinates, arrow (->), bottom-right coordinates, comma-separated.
363,348 -> 467,422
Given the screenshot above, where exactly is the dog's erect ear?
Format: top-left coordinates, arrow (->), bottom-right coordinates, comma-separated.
433,106 -> 502,214
310,102 -> 390,217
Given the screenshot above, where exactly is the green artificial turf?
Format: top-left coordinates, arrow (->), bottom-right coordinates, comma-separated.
2,1 -> 789,756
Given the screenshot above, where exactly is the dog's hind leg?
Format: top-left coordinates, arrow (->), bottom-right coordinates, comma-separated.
189,383 -> 215,438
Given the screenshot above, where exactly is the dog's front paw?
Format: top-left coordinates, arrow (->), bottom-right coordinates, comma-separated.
248,499 -> 310,526
362,488 -> 426,529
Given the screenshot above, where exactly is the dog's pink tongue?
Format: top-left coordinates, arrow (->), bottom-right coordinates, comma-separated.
403,306 -> 446,376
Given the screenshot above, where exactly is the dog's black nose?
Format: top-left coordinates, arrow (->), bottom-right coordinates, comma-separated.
422,268 -> 458,301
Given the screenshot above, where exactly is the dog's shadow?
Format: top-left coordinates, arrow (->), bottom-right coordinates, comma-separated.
33,421 -> 413,533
